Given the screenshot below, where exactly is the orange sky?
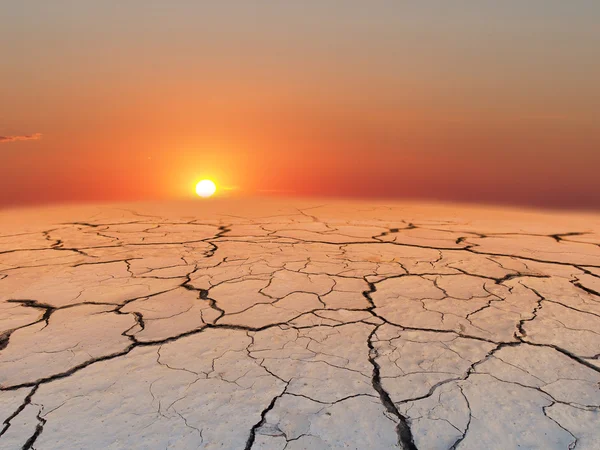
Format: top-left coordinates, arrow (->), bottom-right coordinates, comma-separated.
1,2 -> 599,209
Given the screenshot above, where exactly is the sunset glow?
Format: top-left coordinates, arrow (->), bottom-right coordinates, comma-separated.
1,2 -> 599,209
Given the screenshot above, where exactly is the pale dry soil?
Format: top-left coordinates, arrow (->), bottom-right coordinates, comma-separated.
0,199 -> 599,450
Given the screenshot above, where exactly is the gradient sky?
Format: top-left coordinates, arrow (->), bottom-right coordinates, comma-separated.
1,1 -> 599,209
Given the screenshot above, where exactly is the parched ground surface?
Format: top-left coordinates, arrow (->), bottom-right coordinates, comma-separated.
1,199 -> 599,450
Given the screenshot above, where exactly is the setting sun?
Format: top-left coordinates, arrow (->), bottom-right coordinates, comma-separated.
195,179 -> 217,198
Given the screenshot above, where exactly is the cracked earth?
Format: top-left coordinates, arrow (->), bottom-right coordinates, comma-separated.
1,200 -> 599,450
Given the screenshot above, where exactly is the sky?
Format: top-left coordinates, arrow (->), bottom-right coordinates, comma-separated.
1,1 -> 599,209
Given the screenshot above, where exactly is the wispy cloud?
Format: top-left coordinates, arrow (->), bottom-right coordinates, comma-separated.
257,189 -> 296,194
0,133 -> 42,143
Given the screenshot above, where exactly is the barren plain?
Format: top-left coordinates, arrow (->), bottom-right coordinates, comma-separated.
1,200 -> 599,450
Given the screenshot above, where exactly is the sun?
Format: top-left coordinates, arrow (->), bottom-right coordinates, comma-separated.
195,179 -> 217,198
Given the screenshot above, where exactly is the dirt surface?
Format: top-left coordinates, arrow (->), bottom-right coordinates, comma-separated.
1,200 -> 599,449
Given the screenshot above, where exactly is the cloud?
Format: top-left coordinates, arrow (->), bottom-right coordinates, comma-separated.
0,133 -> 42,143
257,189 -> 296,194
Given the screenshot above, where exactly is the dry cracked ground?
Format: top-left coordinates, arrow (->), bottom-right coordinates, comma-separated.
1,200 -> 599,450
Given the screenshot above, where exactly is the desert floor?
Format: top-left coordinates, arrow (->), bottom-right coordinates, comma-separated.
1,199 -> 599,449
